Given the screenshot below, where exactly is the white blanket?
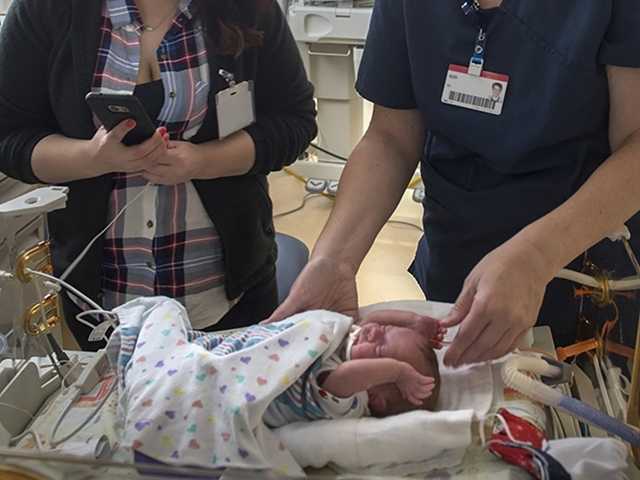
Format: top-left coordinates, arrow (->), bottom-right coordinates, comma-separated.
107,297 -> 353,477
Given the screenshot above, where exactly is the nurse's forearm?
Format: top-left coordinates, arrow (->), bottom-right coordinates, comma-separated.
311,107 -> 425,272
518,130 -> 640,278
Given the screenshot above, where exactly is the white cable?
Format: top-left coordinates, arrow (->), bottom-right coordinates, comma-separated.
556,268 -> 640,291
75,310 -> 118,331
10,429 -> 44,451
0,402 -> 36,420
60,182 -> 150,282
593,354 -> 615,418
49,377 -> 115,449
480,412 -> 530,447
604,357 -> 630,420
26,269 -> 102,312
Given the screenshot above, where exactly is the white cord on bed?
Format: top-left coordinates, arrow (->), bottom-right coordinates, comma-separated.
13,430 -> 44,451
11,429 -> 44,451
479,412 -> 531,448
49,376 -> 116,449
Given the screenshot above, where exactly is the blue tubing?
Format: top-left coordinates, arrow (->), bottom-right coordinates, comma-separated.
558,396 -> 640,446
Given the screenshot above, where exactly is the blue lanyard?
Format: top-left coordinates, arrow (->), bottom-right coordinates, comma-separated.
461,1 -> 488,75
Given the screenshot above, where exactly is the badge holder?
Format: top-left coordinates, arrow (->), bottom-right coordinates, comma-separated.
216,69 -> 256,139
441,2 -> 510,115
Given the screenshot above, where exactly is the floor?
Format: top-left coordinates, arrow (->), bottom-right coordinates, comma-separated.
269,170 -> 425,307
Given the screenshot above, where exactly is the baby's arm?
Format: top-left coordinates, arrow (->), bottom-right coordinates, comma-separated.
359,310 -> 446,348
320,358 -> 435,405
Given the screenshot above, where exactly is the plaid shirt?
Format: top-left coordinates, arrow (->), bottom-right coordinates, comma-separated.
94,0 -> 235,329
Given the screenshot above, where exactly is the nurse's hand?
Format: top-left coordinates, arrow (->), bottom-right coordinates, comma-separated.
264,256 -> 359,323
440,240 -> 552,367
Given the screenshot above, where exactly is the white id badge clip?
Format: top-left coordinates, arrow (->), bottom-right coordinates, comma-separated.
216,78 -> 256,139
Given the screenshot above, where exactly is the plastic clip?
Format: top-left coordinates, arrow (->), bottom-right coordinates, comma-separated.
540,357 -> 573,386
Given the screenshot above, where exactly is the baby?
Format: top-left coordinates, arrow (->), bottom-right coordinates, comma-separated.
263,310 -> 444,427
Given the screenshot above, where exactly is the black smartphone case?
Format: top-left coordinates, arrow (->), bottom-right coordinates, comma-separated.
85,93 -> 157,146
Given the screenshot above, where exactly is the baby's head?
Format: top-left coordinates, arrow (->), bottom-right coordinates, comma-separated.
352,323 -> 440,417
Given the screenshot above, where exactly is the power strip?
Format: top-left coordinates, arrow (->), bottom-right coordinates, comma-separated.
326,181 -> 339,197
412,186 -> 425,203
305,178 -> 327,194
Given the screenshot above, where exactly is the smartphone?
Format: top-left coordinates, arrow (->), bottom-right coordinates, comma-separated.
85,92 -> 157,146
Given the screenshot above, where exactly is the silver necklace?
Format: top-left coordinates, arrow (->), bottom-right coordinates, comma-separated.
141,8 -> 177,32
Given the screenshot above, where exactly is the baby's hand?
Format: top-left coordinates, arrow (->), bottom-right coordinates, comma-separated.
396,363 -> 435,406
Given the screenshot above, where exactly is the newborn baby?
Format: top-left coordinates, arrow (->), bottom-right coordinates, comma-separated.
263,310 -> 444,427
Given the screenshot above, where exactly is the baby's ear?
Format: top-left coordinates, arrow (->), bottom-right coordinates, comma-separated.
368,391 -> 387,416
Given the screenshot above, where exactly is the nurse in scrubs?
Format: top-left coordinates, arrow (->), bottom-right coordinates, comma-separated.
270,0 -> 640,367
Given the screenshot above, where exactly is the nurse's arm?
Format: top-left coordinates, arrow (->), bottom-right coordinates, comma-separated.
442,66 -> 640,368
312,105 -> 425,272
517,66 -> 640,276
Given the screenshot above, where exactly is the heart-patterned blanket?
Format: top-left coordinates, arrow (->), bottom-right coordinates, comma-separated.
106,296 -> 352,477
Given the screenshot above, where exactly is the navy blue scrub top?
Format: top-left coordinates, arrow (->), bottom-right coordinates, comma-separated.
356,0 -> 640,346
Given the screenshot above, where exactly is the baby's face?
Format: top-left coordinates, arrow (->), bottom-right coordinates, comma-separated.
351,323 -> 422,363
352,323 -> 438,417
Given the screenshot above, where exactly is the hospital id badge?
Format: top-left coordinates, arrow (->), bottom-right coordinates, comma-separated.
216,80 -> 256,139
441,65 -> 509,115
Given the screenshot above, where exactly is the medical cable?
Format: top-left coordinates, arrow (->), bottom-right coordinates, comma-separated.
556,269 -> 640,292
60,183 -> 150,282
49,374 -> 116,449
27,269 -> 118,343
386,220 -> 424,232
26,269 -> 103,312
0,402 -> 37,421
273,193 -> 321,218
13,430 -> 44,450
502,355 -> 640,446
75,310 -> 119,340
280,169 -> 424,231
479,412 -> 525,447
32,278 -> 68,373
309,143 -> 349,162
605,359 -> 630,421
592,354 -> 615,418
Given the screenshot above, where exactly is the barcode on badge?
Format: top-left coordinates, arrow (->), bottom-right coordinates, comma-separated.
448,91 -> 496,110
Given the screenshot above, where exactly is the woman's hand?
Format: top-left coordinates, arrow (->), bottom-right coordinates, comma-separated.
142,140 -> 206,185
395,362 -> 435,406
88,121 -> 168,176
265,256 -> 359,323
441,239 -> 554,367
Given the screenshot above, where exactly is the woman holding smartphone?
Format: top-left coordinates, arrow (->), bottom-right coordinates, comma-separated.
0,0 -> 317,349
